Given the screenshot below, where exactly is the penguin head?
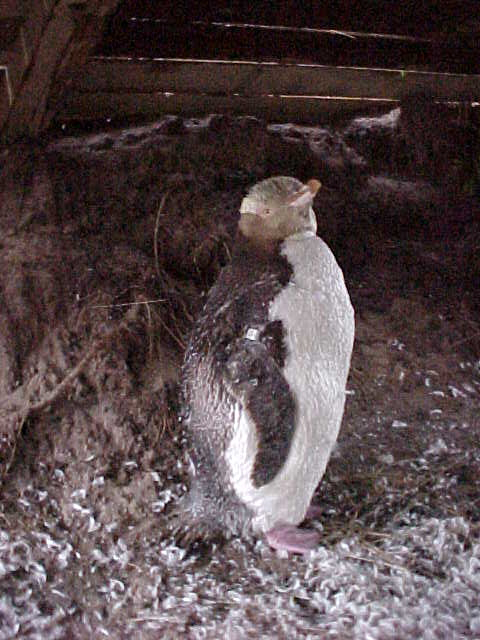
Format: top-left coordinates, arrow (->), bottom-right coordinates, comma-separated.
239,176 -> 321,242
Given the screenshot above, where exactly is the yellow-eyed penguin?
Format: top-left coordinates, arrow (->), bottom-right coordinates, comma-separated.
180,176 -> 354,553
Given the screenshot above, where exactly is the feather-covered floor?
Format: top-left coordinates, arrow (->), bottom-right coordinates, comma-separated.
0,105 -> 479,639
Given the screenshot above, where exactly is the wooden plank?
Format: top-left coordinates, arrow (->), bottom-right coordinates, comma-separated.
0,1 -> 53,133
0,17 -> 25,50
96,19 -> 480,74
19,1 -> 54,66
71,59 -> 480,102
1,0 -> 122,141
56,91 -> 398,124
0,1 -> 30,18
2,3 -> 76,139
0,50 -> 26,100
0,67 -> 10,113
112,0 -> 479,38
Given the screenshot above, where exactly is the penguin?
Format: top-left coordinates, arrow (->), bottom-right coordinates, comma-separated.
179,176 -> 354,554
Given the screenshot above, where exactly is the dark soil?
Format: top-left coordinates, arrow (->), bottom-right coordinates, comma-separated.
0,106 -> 479,639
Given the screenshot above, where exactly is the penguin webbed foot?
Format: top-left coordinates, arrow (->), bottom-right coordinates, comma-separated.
266,524 -> 320,554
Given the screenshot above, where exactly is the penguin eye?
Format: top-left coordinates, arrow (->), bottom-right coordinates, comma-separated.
262,207 -> 273,217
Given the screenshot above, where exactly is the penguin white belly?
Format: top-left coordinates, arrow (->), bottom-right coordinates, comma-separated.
226,231 -> 355,533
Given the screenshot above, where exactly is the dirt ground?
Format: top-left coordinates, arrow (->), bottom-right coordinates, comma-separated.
0,104 -> 479,639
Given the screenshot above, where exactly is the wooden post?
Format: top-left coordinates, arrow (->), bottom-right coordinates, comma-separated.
0,0 -> 120,143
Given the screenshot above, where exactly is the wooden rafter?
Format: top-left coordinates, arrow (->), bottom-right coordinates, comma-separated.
0,0 -> 120,143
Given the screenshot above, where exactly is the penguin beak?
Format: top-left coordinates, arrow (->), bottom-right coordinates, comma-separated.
306,179 -> 322,196
286,179 -> 322,208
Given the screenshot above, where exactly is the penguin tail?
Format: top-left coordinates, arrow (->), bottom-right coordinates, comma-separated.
168,493 -> 227,548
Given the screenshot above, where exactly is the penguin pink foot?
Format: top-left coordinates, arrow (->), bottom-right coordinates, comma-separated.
266,524 -> 320,554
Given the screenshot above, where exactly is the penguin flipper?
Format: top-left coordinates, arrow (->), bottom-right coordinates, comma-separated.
223,328 -> 296,488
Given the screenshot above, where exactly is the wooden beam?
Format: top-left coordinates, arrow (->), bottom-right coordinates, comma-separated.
0,17 -> 25,50
70,59 -> 480,102
112,0 -> 480,39
0,1 -> 29,18
96,19 -> 480,74
1,3 -> 76,140
0,1 -> 50,134
56,90 -> 398,124
0,0 -> 121,143
0,68 -> 10,115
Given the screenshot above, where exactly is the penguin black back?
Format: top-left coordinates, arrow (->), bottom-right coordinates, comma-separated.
181,233 -> 297,531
